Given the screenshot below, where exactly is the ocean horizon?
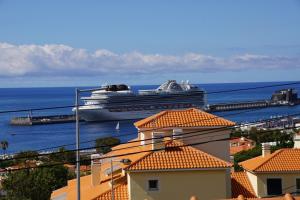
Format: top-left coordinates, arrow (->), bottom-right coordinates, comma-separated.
0,80 -> 299,89
1,81 -> 300,154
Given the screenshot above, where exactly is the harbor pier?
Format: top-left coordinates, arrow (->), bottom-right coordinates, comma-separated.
10,115 -> 77,126
9,88 -> 300,126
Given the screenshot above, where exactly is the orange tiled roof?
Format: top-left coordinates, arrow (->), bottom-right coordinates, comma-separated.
51,174 -> 112,200
80,165 -> 91,172
229,193 -> 300,199
240,148 -> 300,172
230,137 -> 256,155
51,138 -> 151,200
92,182 -> 128,200
125,140 -> 232,171
134,108 -> 235,129
230,137 -> 255,144
230,145 -> 255,155
231,172 -> 256,198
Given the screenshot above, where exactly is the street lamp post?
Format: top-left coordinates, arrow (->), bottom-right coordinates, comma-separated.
110,158 -> 132,200
75,88 -> 131,200
75,88 -> 81,200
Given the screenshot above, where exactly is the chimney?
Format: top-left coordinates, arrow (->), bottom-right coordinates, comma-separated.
262,143 -> 271,157
190,196 -> 199,200
151,132 -> 165,151
237,195 -> 245,200
91,154 -> 101,186
294,132 -> 300,149
172,128 -> 183,140
284,193 -> 294,200
140,132 -> 146,145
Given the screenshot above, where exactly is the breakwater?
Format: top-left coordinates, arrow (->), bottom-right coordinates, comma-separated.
9,88 -> 300,126
10,115 -> 77,126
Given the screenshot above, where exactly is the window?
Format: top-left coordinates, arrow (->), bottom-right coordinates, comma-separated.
296,178 -> 300,193
148,179 -> 159,191
267,178 -> 282,196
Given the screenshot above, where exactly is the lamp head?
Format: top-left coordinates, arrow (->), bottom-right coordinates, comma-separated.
120,159 -> 132,165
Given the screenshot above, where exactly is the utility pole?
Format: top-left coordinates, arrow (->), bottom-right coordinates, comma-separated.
111,159 -> 114,200
75,88 -> 81,200
110,159 -> 131,200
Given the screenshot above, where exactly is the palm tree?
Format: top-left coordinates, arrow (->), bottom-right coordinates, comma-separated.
1,140 -> 8,157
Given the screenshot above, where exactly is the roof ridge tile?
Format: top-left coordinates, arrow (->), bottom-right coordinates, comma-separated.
126,140 -> 231,171
240,148 -> 300,172
93,181 -> 128,200
176,140 -> 232,167
134,108 -> 235,129
252,149 -> 284,171
123,151 -> 154,170
134,110 -> 168,128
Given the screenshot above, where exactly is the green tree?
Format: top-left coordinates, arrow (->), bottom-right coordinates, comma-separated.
230,129 -> 243,138
0,159 -> 14,169
2,165 -> 68,200
13,151 -> 39,164
1,140 -> 8,156
47,147 -> 76,164
95,137 -> 120,154
233,145 -> 262,171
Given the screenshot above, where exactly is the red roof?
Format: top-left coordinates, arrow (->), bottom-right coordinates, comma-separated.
231,172 -> 256,198
230,137 -> 256,155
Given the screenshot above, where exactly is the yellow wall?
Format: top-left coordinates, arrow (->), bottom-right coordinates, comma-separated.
127,169 -> 230,200
249,172 -> 300,198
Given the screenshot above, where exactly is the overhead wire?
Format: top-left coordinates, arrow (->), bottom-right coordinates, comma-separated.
1,81 -> 300,160
0,81 -> 299,114
3,122 -> 297,173
3,112 -> 298,163
21,106 -> 300,153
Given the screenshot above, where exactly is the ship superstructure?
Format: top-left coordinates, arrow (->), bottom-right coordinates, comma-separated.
78,80 -> 206,121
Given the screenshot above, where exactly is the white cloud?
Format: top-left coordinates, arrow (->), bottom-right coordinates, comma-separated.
0,42 -> 299,77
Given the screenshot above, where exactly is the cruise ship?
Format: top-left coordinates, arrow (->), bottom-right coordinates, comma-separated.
77,80 -> 206,121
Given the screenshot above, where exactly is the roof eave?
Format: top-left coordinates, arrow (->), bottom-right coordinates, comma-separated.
126,167 -> 231,173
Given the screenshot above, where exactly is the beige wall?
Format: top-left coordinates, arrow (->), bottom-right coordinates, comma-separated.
139,127 -> 231,161
249,172 -> 300,198
127,169 -> 230,200
246,171 -> 258,196
181,128 -> 230,162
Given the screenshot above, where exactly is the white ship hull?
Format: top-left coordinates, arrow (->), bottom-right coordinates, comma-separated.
77,80 -> 206,122
78,106 -> 167,121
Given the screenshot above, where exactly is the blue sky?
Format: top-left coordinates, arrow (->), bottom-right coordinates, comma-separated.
0,0 -> 300,87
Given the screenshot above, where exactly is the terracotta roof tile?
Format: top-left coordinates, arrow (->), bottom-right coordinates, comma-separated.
231,172 -> 256,198
230,138 -> 256,155
134,108 -> 235,129
230,145 -> 255,155
229,194 -> 300,199
240,148 -> 300,172
125,140 -> 232,171
92,182 -> 128,200
51,138 -> 151,200
51,175 -> 112,200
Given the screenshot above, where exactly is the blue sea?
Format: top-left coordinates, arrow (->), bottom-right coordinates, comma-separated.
1,81 -> 300,153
